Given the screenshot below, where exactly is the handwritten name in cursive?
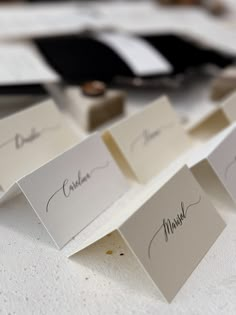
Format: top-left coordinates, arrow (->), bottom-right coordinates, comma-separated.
46,161 -> 110,213
0,125 -> 61,151
147,196 -> 201,259
130,123 -> 175,153
224,156 -> 236,180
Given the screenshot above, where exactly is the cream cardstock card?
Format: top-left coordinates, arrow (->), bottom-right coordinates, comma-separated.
0,100 -> 79,194
0,3 -> 109,40
17,134 -> 129,248
220,91 -> 236,123
103,96 -> 192,183
189,91 -> 236,136
189,123 -> 236,205
68,166 -> 225,302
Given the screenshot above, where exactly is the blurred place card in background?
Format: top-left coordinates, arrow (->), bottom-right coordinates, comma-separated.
0,3 -> 108,40
221,91 -> 236,122
0,100 -> 79,196
95,1 -> 236,55
69,166 -> 225,303
189,91 -> 236,136
189,122 -> 236,206
1,2 -> 236,55
103,96 -> 192,183
0,42 -> 59,85
17,134 -> 129,248
96,32 -> 172,76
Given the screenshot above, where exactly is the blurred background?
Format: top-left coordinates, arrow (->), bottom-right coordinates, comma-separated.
0,0 -> 236,135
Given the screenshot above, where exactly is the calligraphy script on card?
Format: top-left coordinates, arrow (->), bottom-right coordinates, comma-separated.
148,196 -> 202,259
130,123 -> 175,153
224,155 -> 236,180
0,125 -> 61,151
46,161 -> 110,213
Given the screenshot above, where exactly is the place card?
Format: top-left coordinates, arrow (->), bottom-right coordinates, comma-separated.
16,134 -> 129,248
189,122 -> 236,205
103,96 -> 192,183
0,42 -> 59,85
189,91 -> 236,138
69,166 -> 225,302
0,99 -> 79,194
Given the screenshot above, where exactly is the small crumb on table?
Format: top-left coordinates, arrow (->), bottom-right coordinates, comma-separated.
106,250 -> 113,255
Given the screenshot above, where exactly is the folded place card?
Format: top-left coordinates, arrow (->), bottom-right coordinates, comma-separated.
68,166 -> 225,302
13,134 -> 129,248
189,91 -> 236,138
189,122 -> 236,205
0,99 -> 79,197
220,91 -> 236,123
103,96 -> 192,183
